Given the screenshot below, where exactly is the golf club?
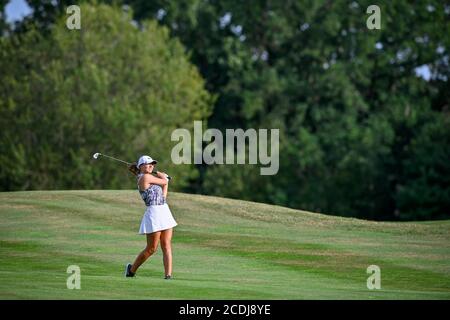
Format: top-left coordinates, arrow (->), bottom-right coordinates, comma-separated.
93,152 -> 172,180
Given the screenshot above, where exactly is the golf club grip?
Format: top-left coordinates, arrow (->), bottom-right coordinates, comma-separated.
154,171 -> 172,181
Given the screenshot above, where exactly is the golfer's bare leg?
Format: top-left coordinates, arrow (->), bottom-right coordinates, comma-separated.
131,232 -> 161,273
160,228 -> 173,276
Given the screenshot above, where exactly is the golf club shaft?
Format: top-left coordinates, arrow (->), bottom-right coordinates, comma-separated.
99,153 -> 131,165
96,153 -> 172,180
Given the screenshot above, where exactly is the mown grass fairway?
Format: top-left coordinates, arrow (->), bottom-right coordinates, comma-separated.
0,190 -> 449,299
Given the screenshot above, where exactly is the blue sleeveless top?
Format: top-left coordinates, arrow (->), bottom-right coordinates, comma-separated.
137,174 -> 166,206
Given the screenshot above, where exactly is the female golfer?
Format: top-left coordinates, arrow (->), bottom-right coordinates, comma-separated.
125,155 -> 177,279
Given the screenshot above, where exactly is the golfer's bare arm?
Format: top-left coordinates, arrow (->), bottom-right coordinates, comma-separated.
162,182 -> 168,199
139,174 -> 169,198
156,172 -> 169,198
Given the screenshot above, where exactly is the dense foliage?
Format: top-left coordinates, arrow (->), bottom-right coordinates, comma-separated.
0,3 -> 212,191
1,1 -> 448,220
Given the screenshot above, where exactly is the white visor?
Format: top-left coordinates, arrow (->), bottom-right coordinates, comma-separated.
137,155 -> 157,168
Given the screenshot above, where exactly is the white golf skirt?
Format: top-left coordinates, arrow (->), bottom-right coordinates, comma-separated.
138,203 -> 177,234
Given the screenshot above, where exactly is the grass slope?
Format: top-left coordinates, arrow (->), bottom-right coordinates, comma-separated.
0,190 -> 449,300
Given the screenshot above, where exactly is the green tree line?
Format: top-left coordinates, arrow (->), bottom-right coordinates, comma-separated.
0,3 -> 212,191
1,1 -> 449,220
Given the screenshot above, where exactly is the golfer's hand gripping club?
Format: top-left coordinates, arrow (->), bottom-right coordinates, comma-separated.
154,170 -> 172,181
